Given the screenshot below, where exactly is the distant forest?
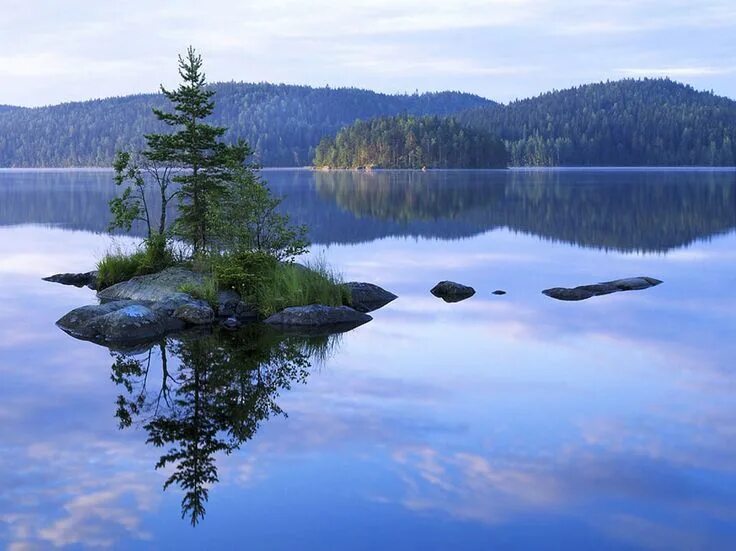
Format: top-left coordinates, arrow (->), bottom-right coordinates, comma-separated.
0,83 -> 489,167
1,78 -> 736,167
460,79 -> 736,166
313,115 -> 508,169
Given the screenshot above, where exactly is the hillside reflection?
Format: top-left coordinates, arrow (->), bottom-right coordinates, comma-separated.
109,325 -> 339,525
1,169 -> 735,252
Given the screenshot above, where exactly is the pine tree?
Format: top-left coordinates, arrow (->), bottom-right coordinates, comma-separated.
147,47 -> 250,254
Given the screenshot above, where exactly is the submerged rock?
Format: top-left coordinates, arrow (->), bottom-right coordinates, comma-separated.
43,270 -> 98,289
346,282 -> 397,312
265,304 -> 372,328
492,290 -> 507,296
57,301 -> 168,343
430,281 -> 476,303
222,317 -> 241,331
543,277 -> 663,301
97,267 -> 205,302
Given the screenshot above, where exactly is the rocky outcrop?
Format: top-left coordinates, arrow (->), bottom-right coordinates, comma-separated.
42,271 -> 98,290
543,277 -> 663,301
97,267 -> 205,302
265,305 -> 371,328
346,282 -> 397,312
430,281 -> 476,303
54,267 -> 381,345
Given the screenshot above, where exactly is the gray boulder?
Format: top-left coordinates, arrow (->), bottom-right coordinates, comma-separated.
97,267 -> 205,302
543,277 -> 662,301
430,281 -> 476,303
346,282 -> 397,312
43,270 -> 98,290
173,300 -> 215,325
265,304 -> 372,328
57,301 -> 167,343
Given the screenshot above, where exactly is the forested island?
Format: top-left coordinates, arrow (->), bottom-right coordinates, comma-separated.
313,115 -> 508,169
1,78 -> 736,167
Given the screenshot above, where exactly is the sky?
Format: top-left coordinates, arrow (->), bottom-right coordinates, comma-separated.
1,0 -> 735,107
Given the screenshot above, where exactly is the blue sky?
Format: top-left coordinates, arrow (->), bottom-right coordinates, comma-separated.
1,0 -> 735,107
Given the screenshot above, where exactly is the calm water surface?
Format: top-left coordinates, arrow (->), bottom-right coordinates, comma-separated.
1,168 -> 736,550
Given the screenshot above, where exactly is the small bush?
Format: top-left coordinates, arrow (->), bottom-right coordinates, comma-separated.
97,234 -> 176,289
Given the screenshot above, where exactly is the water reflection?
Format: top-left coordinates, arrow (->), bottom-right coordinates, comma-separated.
1,169 -> 735,252
108,325 -> 339,525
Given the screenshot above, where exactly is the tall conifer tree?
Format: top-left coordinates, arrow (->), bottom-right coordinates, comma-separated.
146,47 -> 250,254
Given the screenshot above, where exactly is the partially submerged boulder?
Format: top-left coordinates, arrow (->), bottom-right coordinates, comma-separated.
265,305 -> 371,328
430,281 -> 476,303
43,271 -> 98,290
346,282 -> 397,312
57,301 -> 170,344
173,300 -> 215,325
97,267 -> 205,302
543,277 -> 662,301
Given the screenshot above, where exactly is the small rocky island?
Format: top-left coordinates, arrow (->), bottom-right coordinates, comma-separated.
50,267 -> 397,346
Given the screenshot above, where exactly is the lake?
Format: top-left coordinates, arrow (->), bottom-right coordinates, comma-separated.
1,168 -> 736,550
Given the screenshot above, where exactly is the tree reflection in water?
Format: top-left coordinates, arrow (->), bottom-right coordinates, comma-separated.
109,325 -> 340,525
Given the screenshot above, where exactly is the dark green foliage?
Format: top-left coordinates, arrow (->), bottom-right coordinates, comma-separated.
0,85 -> 489,167
314,114 -> 508,169
458,78 -> 736,166
211,167 -> 309,260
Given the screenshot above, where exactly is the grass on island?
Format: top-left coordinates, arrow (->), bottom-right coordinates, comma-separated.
214,252 -> 351,317
96,234 -> 177,289
98,243 -> 350,317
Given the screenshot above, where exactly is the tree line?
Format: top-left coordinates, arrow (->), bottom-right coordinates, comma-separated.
0,85 -> 489,167
459,78 -> 736,166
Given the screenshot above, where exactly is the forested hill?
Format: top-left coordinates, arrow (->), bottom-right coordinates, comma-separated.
314,115 -> 508,169
458,79 -> 736,166
0,83 -> 491,167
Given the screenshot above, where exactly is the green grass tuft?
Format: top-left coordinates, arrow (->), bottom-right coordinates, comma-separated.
179,278 -> 219,308
96,234 -> 176,289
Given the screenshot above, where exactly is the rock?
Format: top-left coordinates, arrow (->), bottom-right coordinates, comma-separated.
492,290 -> 507,295
346,282 -> 397,312
217,290 -> 241,317
149,292 -> 199,317
43,270 -> 98,289
173,300 -> 215,325
222,317 -> 240,331
430,281 -> 476,303
97,267 -> 205,302
57,301 -> 167,343
265,304 -> 372,328
543,277 -> 662,301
